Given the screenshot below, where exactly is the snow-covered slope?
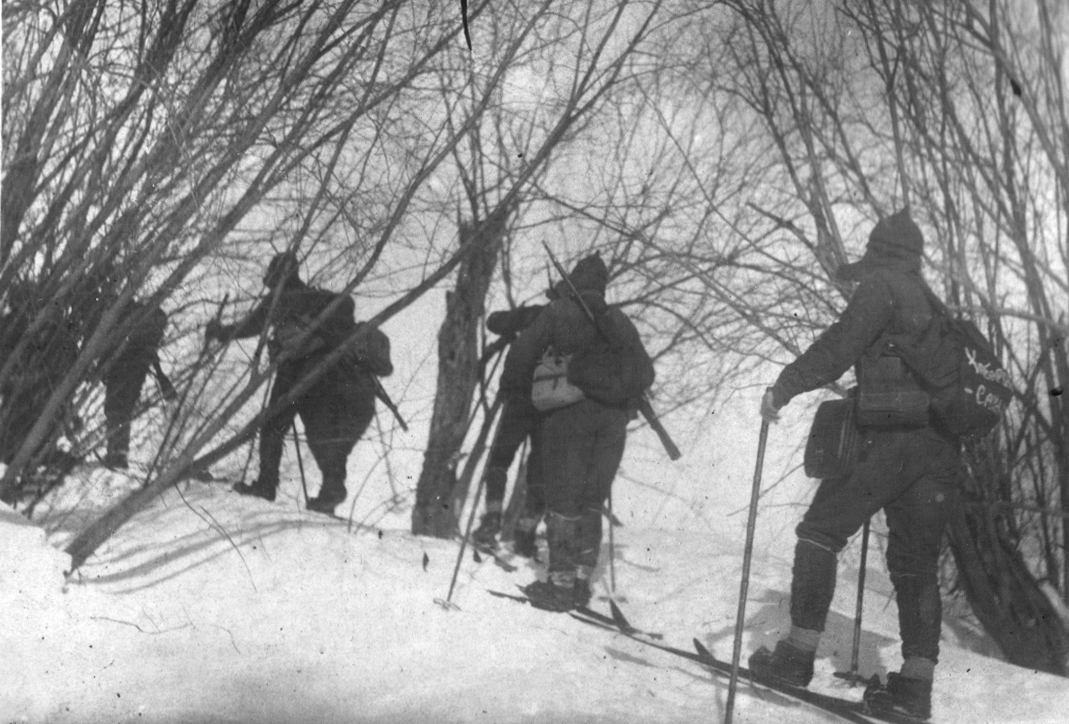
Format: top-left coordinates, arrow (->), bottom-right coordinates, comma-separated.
4,457 -> 1068,724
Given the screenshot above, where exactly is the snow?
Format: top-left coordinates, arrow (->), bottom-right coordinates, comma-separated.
3,402 -> 1069,724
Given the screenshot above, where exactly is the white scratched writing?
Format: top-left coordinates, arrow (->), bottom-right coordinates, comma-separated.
965,346 -> 1013,388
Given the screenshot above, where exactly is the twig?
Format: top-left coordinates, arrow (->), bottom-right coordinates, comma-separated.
89,616 -> 192,635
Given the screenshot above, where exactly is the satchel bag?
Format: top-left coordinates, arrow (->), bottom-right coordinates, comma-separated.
804,397 -> 859,479
856,353 -> 930,427
531,348 -> 586,411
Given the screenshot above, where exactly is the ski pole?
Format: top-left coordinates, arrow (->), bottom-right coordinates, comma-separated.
292,422 -> 309,506
725,418 -> 770,724
851,518 -> 870,679
438,404 -> 505,609
835,518 -> 870,686
607,489 -> 617,594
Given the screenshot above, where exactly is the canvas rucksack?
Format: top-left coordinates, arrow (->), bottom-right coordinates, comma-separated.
567,309 -> 654,407
531,347 -> 586,411
896,283 -> 1014,438
348,321 -> 393,377
301,290 -> 393,377
274,288 -> 361,362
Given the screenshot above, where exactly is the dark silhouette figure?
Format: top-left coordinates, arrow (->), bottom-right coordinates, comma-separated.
98,301 -> 175,469
0,280 -> 80,502
205,252 -> 392,515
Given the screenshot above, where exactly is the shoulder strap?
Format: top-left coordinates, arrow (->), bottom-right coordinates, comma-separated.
913,278 -> 951,320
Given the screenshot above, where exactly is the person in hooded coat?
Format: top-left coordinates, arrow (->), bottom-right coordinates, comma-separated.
205,252 -> 391,515
750,210 -> 961,722
500,253 -> 653,611
67,265 -> 176,470
99,301 -> 175,470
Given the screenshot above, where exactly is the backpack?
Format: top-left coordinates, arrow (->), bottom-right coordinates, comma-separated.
896,284 -> 1014,438
274,288 -> 356,360
531,347 -> 586,411
567,310 -> 654,407
348,322 -> 393,377
300,290 -> 393,377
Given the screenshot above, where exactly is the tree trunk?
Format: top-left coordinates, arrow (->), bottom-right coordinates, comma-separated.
411,213 -> 505,537
948,452 -> 1069,676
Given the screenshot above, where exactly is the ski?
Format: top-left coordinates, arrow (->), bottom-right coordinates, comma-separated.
570,603 -> 926,724
469,540 -> 519,572
689,639 -> 923,724
487,589 -> 662,639
82,459 -> 221,484
567,611 -> 877,724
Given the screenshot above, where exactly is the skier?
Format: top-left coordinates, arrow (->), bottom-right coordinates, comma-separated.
500,253 -> 653,611
751,210 -> 961,721
204,251 -> 393,515
0,279 -> 80,479
472,298 -> 554,557
99,301 -> 176,469
63,264 -> 177,470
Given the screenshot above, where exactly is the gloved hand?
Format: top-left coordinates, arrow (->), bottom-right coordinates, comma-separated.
496,386 -> 521,406
160,376 -> 178,402
205,318 -> 225,343
760,387 -> 783,423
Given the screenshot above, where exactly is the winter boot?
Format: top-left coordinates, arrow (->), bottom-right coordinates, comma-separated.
748,640 -> 816,688
103,451 -> 128,470
572,577 -> 592,608
473,511 -> 502,546
523,577 -> 576,612
308,486 -> 346,515
513,518 -> 539,559
307,497 -> 340,515
863,672 -> 932,721
232,480 -> 276,502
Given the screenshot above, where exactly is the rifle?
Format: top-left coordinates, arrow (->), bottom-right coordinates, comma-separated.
541,242 -> 681,461
371,374 -> 409,433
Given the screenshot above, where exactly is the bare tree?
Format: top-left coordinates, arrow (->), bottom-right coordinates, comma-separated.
1,0 -> 512,565
409,0 -> 701,536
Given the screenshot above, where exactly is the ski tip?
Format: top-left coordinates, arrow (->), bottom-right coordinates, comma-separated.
693,638 -> 712,658
608,598 -> 632,629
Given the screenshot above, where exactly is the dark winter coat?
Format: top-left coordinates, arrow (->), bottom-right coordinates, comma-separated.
101,301 -> 168,383
500,258 -> 651,407
500,294 -> 616,397
223,282 -> 358,363
771,261 -> 936,408
221,279 -> 384,498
